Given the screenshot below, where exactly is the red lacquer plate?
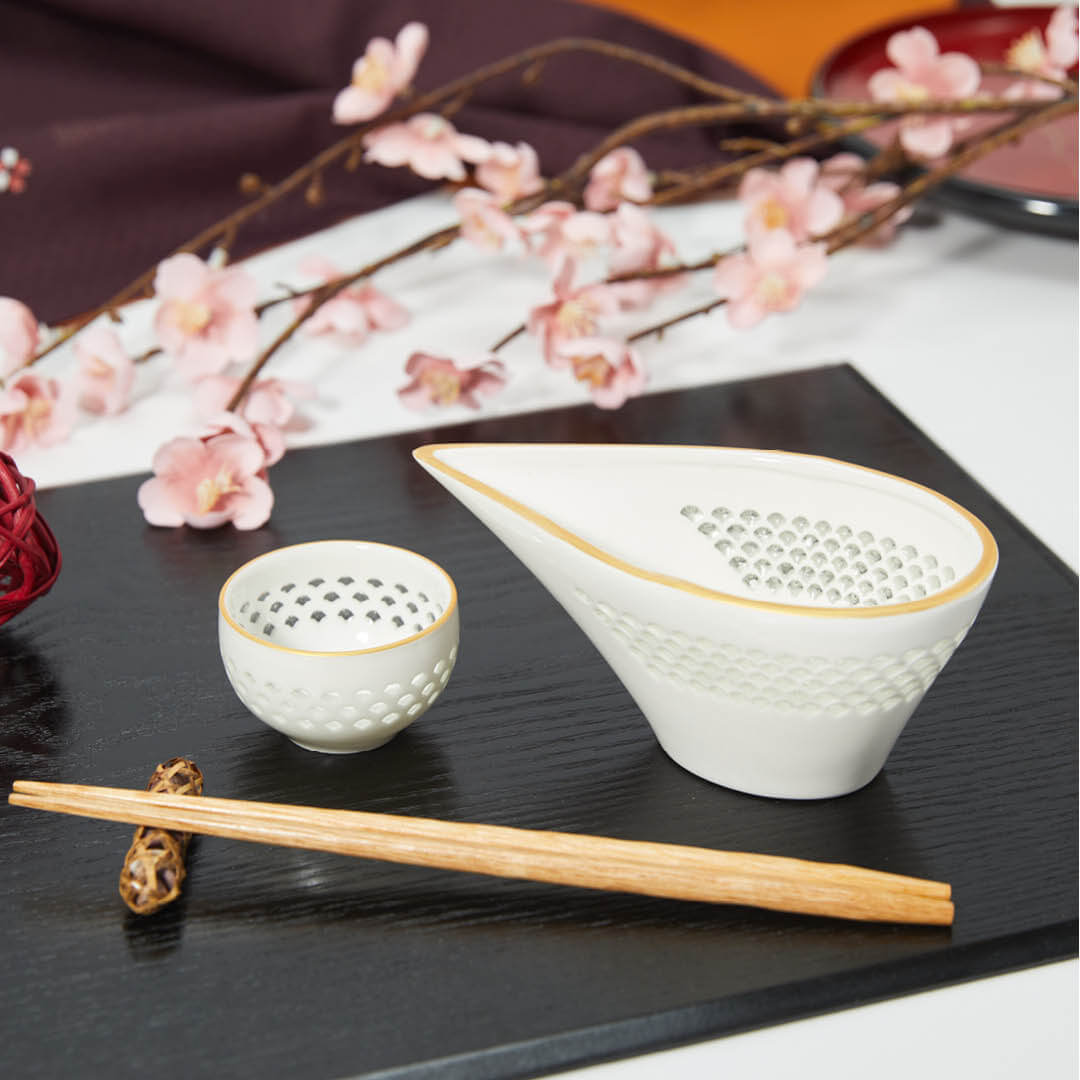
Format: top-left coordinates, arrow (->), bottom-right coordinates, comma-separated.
813,6 -> 1078,238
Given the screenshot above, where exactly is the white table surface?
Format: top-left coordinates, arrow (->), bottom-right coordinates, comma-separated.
18,191 -> 1079,1079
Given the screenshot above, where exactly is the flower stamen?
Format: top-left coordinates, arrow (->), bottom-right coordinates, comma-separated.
1007,29 -> 1047,73
570,352 -> 611,388
758,199 -> 790,230
196,467 -> 242,514
173,300 -> 213,335
419,368 -> 461,404
352,54 -> 391,92
22,398 -> 53,438
555,299 -> 597,337
756,271 -> 793,309
86,354 -> 113,381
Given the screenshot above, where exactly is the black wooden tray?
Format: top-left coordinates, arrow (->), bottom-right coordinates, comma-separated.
1,364 -> 1076,1079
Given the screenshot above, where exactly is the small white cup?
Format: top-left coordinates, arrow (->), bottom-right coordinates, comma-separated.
218,540 -> 459,753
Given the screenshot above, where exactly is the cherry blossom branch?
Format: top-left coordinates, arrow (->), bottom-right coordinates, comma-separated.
226,224 -> 460,410
490,324 -> 527,353
28,37 -> 770,366
558,90 -> 1069,192
648,115 -> 884,206
623,95 -> 1076,343
228,167 -> 584,407
490,83 -> 1075,352
253,90 -> 852,375
233,109 -> 860,362
824,95 -> 1077,251
626,298 -> 726,342
32,57 -> 1068,370
608,254 -> 727,284
979,61 -> 1078,92
22,24 -> 1076,422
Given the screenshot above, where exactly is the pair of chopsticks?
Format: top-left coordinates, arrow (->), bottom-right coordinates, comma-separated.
9,780 -> 953,925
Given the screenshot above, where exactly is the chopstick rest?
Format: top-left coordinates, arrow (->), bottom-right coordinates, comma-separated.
9,780 -> 953,926
118,758 -> 204,915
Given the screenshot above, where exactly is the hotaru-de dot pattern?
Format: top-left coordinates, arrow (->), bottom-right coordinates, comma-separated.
236,573 -> 445,647
224,645 -> 458,740
575,588 -> 970,717
680,505 -> 957,607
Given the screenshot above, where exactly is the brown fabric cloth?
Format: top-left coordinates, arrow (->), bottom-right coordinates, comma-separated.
1,0 -> 775,323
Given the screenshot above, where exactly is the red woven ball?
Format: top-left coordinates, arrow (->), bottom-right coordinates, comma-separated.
0,452 -> 61,626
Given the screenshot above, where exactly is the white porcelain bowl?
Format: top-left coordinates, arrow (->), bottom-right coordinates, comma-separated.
218,540 -> 459,753
414,443 -> 998,799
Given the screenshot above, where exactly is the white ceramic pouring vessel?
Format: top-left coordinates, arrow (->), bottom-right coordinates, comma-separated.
414,443 -> 998,799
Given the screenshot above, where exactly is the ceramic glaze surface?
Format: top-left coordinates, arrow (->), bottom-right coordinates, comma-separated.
575,586 -> 971,716
219,540 -> 459,753
414,443 -> 998,799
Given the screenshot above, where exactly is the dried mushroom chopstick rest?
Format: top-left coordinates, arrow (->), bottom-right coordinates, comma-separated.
118,758 -> 204,915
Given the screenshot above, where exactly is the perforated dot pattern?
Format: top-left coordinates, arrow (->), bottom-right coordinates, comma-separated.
236,574 -> 445,647
575,589 -> 968,717
680,505 -> 957,608
225,645 -> 458,740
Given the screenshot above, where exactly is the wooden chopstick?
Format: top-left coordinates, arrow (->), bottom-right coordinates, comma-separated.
9,781 -> 953,925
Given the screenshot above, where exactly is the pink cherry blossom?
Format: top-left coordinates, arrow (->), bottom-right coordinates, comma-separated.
0,297 -> 39,378
138,427 -> 273,530
294,256 -> 409,341
553,336 -> 646,409
474,141 -> 544,203
1004,6 -> 1079,101
868,27 -> 981,159
739,158 -> 845,242
607,203 -> 685,310
820,153 -> 912,246
519,201 -> 575,259
526,259 -> 621,364
194,375 -> 315,429
713,230 -> 827,330
0,147 -> 31,195
74,326 -> 135,414
520,202 -> 611,267
608,203 -> 676,273
333,22 -> 429,124
397,353 -> 506,410
363,114 -> 491,181
583,147 -> 652,212
0,374 -> 75,452
153,253 -> 259,380
454,188 -> 522,251
199,410 -> 285,467
1047,5 -> 1080,66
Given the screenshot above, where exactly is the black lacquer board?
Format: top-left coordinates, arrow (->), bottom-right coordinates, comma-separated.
1,365 -> 1076,1080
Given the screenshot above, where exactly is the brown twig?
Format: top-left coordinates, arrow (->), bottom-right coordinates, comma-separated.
627,298 -> 727,343
624,96 -> 1076,342
559,92 -> 1064,192
649,115 -> 884,207
824,96 -> 1076,252
24,30 -> 1075,411
30,37 -> 768,367
608,254 -> 725,284
979,61 -> 1078,94
226,225 -> 459,411
33,68 -> 1063,372
227,168 -> 576,409
490,324 -> 527,353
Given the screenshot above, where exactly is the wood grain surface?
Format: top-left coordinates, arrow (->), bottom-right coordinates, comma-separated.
0,364 -> 1075,1079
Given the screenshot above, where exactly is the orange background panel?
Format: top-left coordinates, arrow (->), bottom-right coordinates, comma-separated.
578,0 -> 957,96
